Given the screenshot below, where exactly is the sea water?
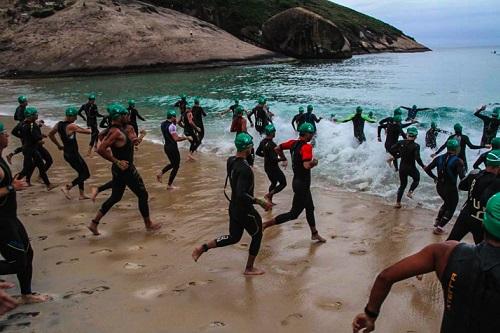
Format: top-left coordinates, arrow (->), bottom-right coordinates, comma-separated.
0,46 -> 499,208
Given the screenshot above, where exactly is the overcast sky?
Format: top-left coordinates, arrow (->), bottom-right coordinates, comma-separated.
332,0 -> 500,48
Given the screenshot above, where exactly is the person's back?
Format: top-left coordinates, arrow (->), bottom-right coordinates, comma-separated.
227,156 -> 254,215
436,153 -> 462,186
398,140 -> 420,169
440,242 -> 500,332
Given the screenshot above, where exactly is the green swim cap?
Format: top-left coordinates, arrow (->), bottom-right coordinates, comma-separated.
393,115 -> 402,123
492,108 -> 499,118
491,137 -> 500,149
88,93 -> 96,100
307,105 -> 313,112
235,132 -> 253,152
166,110 -> 177,119
234,100 -> 239,105
194,98 -> 200,104
128,99 -> 135,106
483,193 -> 500,239
181,94 -> 187,101
18,95 -> 27,103
0,123 -> 5,134
24,106 -> 38,117
454,123 -> 463,133
407,126 -> 418,137
446,139 -> 459,151
108,103 -> 128,119
431,121 -> 437,129
235,106 -> 244,115
393,108 -> 402,116
258,97 -> 265,105
356,106 -> 363,113
298,122 -> 315,134
486,149 -> 500,167
265,124 -> 276,135
368,112 -> 373,117
299,106 -> 304,113
412,105 -> 417,110
65,107 -> 78,117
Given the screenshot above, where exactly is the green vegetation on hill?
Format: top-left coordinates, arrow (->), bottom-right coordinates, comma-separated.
148,0 -> 405,46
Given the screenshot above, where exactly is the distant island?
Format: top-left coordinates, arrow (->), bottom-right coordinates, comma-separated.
0,0 -> 430,78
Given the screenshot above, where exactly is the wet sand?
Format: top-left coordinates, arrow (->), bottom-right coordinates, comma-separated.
0,115 -> 451,332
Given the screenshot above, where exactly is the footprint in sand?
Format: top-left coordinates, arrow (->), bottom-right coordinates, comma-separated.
281,313 -> 303,326
172,280 -> 213,294
127,245 -> 143,251
134,286 -> 167,299
124,262 -> 145,270
6,312 -> 40,320
56,258 -> 79,265
68,235 -> 87,241
207,267 -> 230,273
37,236 -> 48,241
91,249 -> 113,254
209,321 -> 226,328
349,249 -> 368,256
236,243 -> 248,250
0,322 -> 31,331
43,245 -> 68,251
318,301 -> 343,311
63,286 -> 110,299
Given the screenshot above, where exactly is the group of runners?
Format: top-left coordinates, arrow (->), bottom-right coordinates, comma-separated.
1,94 -> 499,332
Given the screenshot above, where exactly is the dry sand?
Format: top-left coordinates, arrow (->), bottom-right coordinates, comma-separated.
0,114 -> 450,332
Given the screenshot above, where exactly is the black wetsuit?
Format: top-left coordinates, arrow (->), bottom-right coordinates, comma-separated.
474,110 -> 500,145
0,157 -> 34,295
192,105 -> 207,143
291,113 -> 305,131
98,126 -> 149,220
390,140 -> 425,202
248,105 -> 271,135
57,121 -> 90,191
256,138 -> 287,195
447,170 -> 500,244
228,104 -> 238,119
426,128 -> 448,149
402,106 -> 430,121
78,102 -> 103,148
439,242 -> 500,333
174,99 -> 187,114
99,116 -> 111,129
473,151 -> 489,170
378,116 -> 393,127
302,113 -> 321,132
379,121 -> 410,170
216,157 -> 262,256
17,122 -> 51,186
127,106 -> 145,135
425,153 -> 465,227
340,113 -> 375,144
275,140 -> 316,228
181,111 -> 200,153
435,134 -> 485,171
160,120 -> 180,186
11,105 -> 26,156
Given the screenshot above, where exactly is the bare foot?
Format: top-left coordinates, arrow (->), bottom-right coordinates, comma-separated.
167,185 -> 178,190
146,222 -> 162,232
87,221 -> 100,236
433,226 -> 445,235
156,174 -> 163,183
19,293 -> 52,304
60,185 -> 72,200
90,186 -> 99,202
244,267 -> 265,276
79,194 -> 90,200
312,233 -> 327,243
394,202 -> 402,209
407,191 -> 414,199
47,184 -> 58,191
192,246 -> 204,262
416,274 -> 423,281
187,154 -> 197,161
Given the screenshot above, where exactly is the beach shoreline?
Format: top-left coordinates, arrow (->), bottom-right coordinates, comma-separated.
0,114 -> 449,332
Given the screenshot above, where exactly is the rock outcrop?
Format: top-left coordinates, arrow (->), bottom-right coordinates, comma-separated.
0,0 -> 284,77
151,0 -> 430,57
262,7 -> 351,59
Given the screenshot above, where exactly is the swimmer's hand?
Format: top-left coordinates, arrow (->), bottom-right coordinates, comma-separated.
256,198 -> 273,212
13,178 -> 28,191
0,282 -> 18,316
114,160 -> 129,171
352,313 -> 375,332
140,129 -> 147,135
311,158 -> 319,167
185,136 -> 193,142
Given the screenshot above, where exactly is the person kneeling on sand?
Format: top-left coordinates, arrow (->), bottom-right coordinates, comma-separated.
192,132 -> 272,276
0,122 -> 51,305
353,192 -> 500,333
